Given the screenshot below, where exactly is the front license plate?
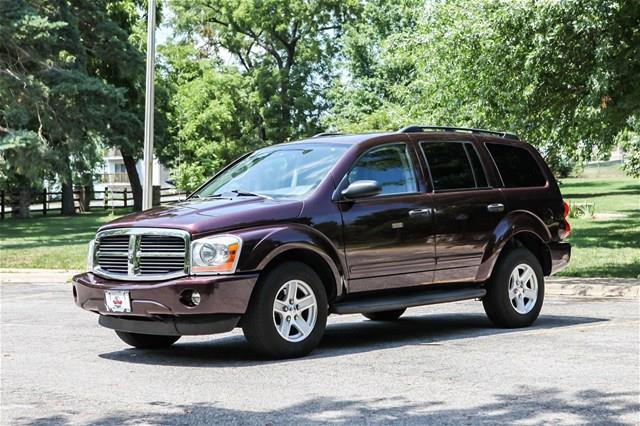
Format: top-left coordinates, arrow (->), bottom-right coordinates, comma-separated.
105,290 -> 131,313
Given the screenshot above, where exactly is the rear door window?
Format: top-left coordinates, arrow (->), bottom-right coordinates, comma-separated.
486,143 -> 546,188
421,142 -> 488,191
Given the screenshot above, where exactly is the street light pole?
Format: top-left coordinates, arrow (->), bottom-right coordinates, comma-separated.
142,0 -> 156,211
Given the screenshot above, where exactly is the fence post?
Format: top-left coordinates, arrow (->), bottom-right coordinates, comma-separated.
43,188 -> 47,216
1,190 -> 4,219
123,188 -> 128,208
104,188 -> 109,210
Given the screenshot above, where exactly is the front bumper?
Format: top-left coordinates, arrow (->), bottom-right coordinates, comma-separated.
549,241 -> 571,275
72,272 -> 258,335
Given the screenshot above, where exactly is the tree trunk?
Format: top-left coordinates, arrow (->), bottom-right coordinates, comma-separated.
122,151 -> 142,211
280,77 -> 291,140
11,189 -> 31,218
82,183 -> 93,211
61,156 -> 75,216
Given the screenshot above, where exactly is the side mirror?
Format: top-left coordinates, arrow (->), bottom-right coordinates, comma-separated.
341,180 -> 382,199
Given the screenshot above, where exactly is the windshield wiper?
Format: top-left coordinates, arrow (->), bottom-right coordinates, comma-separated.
230,190 -> 271,199
190,193 -> 225,200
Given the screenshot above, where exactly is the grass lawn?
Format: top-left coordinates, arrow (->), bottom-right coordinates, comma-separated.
0,167 -> 638,278
0,209 -> 132,270
557,172 -> 640,278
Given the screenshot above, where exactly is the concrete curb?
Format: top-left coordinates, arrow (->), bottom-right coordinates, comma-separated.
0,269 -> 81,284
546,277 -> 640,299
1,269 -> 638,299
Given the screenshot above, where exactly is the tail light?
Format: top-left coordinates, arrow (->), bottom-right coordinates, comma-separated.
559,201 -> 571,239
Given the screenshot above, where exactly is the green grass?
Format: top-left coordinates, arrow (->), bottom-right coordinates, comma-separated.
557,174 -> 640,278
0,209 -> 132,270
1,172 -> 638,278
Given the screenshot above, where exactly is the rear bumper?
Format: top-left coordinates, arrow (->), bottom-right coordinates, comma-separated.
549,241 -> 571,275
72,272 -> 258,334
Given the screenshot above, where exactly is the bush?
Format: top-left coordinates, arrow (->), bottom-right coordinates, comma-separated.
568,201 -> 595,219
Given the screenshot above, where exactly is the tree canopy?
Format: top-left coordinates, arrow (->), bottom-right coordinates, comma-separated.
2,0 -> 638,208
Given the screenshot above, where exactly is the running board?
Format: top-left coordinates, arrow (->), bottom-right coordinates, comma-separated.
331,287 -> 486,315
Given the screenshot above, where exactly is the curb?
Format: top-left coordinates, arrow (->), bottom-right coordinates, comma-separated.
0,269 -> 81,284
546,277 -> 640,299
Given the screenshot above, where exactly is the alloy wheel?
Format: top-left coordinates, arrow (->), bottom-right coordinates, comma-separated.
508,263 -> 538,314
272,280 -> 318,342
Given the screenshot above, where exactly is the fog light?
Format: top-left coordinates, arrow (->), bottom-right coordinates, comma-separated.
190,290 -> 201,306
180,289 -> 201,307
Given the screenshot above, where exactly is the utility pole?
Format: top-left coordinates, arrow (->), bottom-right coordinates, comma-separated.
142,0 -> 156,210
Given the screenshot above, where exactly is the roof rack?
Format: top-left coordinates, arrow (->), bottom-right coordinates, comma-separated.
311,132 -> 343,138
398,125 -> 519,140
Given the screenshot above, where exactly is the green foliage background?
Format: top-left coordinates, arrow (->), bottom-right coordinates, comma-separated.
1,0 -> 639,198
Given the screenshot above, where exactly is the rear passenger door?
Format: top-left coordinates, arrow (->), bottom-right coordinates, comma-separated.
419,140 -> 506,283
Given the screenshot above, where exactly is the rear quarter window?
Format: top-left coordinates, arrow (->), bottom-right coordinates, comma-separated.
486,143 -> 547,188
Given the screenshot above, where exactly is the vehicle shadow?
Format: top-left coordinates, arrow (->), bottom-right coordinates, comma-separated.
98,312 -> 606,367
22,388 -> 639,425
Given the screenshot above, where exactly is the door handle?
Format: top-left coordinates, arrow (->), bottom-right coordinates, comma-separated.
409,208 -> 433,217
487,203 -> 505,213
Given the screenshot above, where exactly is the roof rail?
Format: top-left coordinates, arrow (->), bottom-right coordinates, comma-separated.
398,125 -> 519,140
311,132 -> 343,138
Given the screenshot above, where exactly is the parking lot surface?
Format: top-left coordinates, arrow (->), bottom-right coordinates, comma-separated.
2,281 -> 639,425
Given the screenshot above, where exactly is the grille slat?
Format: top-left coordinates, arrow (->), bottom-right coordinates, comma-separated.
95,231 -> 188,280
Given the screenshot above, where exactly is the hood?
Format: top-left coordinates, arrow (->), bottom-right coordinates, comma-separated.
99,196 -> 304,236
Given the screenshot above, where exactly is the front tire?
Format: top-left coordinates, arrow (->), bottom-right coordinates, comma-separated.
482,247 -> 544,328
115,331 -> 180,349
363,309 -> 406,321
242,261 -> 328,359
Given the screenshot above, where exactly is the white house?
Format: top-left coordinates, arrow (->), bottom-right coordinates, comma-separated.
95,148 -> 172,192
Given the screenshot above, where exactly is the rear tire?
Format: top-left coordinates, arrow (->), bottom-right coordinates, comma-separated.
363,309 -> 406,321
242,261 -> 328,359
482,247 -> 544,328
115,331 -> 180,349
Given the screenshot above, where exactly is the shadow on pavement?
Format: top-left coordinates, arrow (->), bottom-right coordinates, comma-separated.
98,313 -> 606,367
23,387 -> 639,425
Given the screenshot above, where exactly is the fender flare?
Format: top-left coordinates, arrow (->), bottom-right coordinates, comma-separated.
237,224 -> 345,297
476,210 -> 552,281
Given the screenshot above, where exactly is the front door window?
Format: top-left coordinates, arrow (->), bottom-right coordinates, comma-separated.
346,145 -> 418,196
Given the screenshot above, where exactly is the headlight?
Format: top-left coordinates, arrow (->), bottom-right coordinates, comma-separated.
191,235 -> 242,275
86,239 -> 95,272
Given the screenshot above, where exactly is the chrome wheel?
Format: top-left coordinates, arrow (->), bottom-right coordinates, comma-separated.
508,263 -> 538,314
273,280 -> 318,343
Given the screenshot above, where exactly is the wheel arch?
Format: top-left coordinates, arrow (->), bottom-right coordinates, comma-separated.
258,247 -> 342,302
477,211 -> 553,281
238,225 -> 345,301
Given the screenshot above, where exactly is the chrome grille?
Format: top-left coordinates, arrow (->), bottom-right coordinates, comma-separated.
93,228 -> 190,281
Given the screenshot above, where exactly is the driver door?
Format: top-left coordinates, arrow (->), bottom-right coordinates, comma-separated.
337,143 -> 436,292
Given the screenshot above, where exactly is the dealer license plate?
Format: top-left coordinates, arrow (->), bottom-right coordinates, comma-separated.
105,290 -> 131,313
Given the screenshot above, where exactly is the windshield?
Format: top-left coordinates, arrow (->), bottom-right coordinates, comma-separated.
194,145 -> 348,200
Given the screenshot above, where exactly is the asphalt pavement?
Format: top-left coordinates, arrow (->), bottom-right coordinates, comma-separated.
1,281 -> 639,425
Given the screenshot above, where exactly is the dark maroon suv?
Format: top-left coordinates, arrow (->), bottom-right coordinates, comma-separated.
73,125 -> 571,358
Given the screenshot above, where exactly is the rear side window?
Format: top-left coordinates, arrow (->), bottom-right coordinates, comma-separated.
421,142 -> 488,191
486,143 -> 546,188
347,144 -> 418,195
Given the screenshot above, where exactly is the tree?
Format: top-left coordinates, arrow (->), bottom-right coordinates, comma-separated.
1,0 -> 164,214
0,0 -> 120,215
328,0 -> 640,175
156,43 -> 262,191
0,131 -> 53,217
170,0 -> 358,142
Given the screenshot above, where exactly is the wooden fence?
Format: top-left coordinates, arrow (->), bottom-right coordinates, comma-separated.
0,187 -> 188,219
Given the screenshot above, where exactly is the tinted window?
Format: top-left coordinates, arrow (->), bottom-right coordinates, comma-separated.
422,142 -> 486,190
196,145 -> 347,200
486,143 -> 546,187
464,144 -> 488,187
347,144 -> 417,195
